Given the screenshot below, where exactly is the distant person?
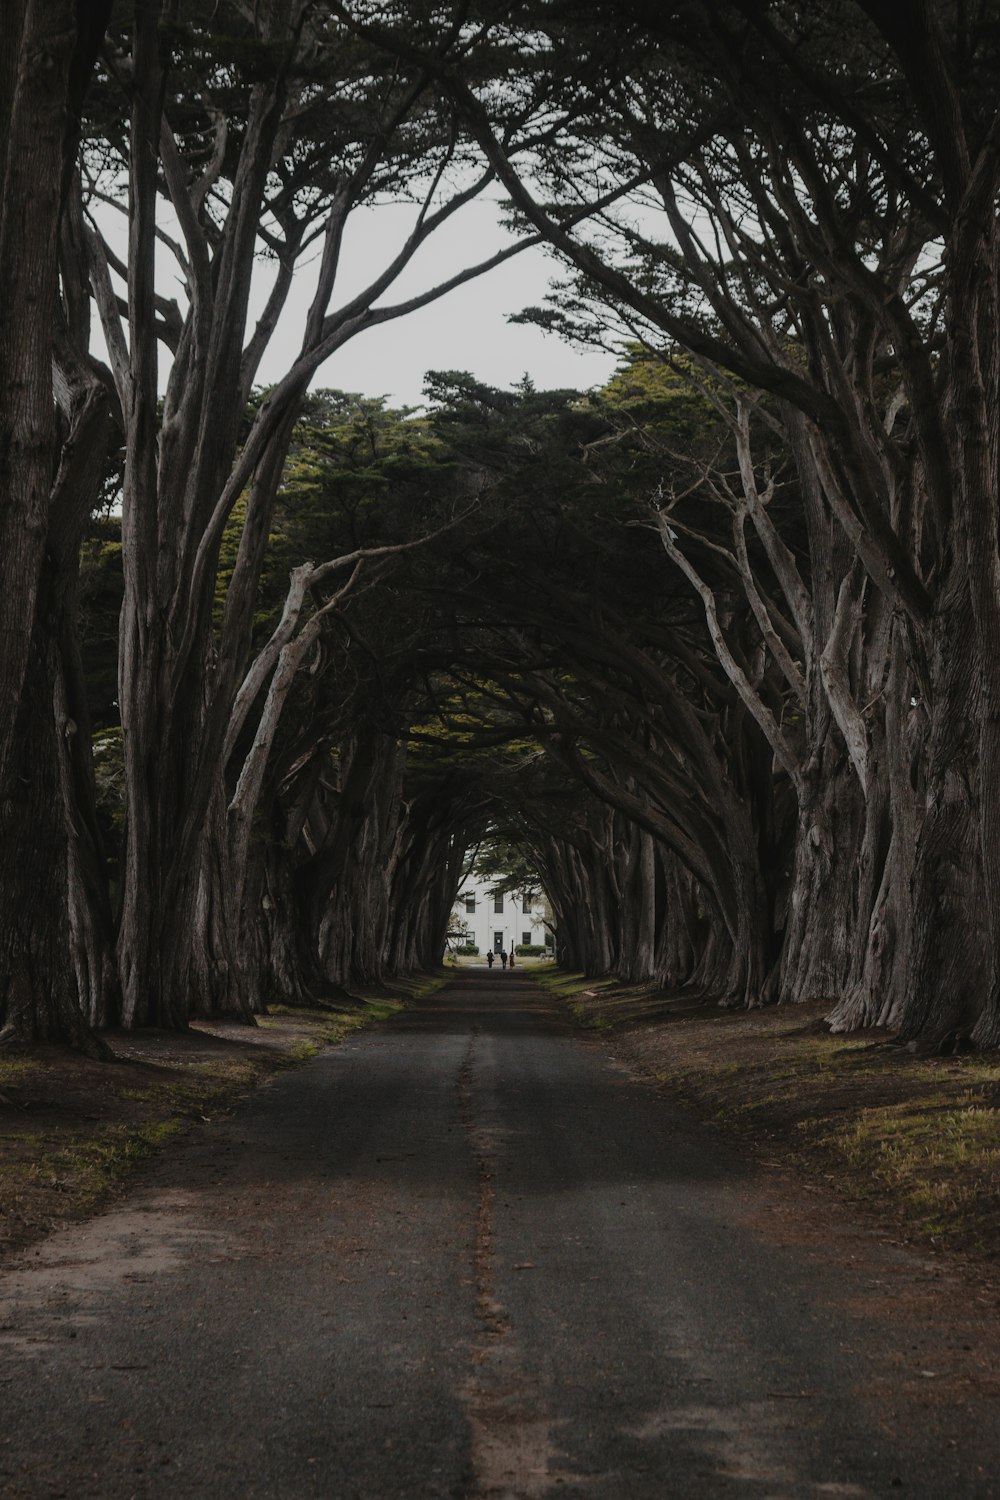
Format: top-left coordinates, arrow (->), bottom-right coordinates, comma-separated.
509,950 -> 516,968
486,950 -> 494,968
501,950 -> 508,969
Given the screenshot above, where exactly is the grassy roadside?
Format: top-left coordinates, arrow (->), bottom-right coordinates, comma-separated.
0,971 -> 447,1258
531,964 -> 1000,1261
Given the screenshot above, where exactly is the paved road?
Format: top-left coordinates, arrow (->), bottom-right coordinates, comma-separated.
1,970 -> 998,1498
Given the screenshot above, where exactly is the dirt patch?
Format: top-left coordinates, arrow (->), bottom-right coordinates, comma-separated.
534,968 -> 1000,1264
0,976 -> 442,1260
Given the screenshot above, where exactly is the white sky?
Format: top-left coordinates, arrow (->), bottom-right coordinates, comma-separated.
92,195 -> 621,408
247,199 -> 621,408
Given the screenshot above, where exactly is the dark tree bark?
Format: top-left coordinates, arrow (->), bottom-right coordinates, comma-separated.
0,0 -> 77,786
84,2 -> 543,1029
415,0 -> 1000,1042
0,576 -> 107,1055
0,5 -> 113,1048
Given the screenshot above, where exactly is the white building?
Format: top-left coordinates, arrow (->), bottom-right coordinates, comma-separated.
450,872 -> 551,956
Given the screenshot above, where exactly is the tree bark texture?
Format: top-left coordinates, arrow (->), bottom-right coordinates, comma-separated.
0,0 -> 77,793
0,585 -> 104,1054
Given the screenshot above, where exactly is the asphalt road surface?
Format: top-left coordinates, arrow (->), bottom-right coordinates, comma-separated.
1,969 -> 998,1499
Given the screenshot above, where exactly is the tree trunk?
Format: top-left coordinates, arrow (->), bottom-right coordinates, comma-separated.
618,825 -> 656,982
826,628 -> 918,1031
780,756 -> 863,1004
0,598 -> 105,1055
0,0 -> 77,786
895,567 -> 984,1043
188,787 -> 256,1022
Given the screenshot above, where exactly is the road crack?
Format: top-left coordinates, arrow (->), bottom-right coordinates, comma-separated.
457,1033 -> 564,1500
458,1034 -> 508,1342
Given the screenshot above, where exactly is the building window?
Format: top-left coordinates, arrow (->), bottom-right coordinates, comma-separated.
522,896 -> 531,913
465,894 -> 475,913
522,931 -> 532,946
493,893 -> 504,913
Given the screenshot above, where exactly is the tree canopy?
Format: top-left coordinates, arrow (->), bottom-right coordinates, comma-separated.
3,0 -> 1000,1055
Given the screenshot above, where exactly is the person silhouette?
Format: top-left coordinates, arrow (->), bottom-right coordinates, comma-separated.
486,950 -> 494,968
500,950 -> 508,969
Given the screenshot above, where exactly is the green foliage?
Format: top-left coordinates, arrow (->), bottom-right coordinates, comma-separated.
78,520 -> 124,732
248,388 -> 460,643
91,726 -> 125,884
473,835 -> 542,900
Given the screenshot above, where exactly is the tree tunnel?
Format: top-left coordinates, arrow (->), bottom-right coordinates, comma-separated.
5,1 -> 1000,1055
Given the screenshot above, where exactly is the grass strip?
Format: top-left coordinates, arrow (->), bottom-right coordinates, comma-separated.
531,965 -> 1000,1260
0,971 -> 446,1255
